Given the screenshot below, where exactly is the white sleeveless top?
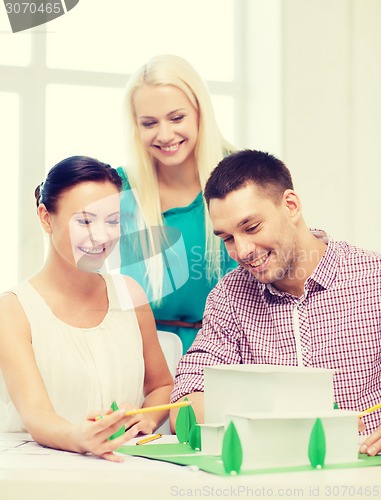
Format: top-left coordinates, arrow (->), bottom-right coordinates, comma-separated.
0,274 -> 145,431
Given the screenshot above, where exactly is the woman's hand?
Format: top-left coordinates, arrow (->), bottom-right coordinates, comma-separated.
123,412 -> 158,441
76,407 -> 131,462
113,401 -> 158,441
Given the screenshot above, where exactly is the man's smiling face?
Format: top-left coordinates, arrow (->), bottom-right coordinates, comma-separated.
210,182 -> 300,286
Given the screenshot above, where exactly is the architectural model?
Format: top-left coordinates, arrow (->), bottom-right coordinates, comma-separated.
200,365 -> 359,470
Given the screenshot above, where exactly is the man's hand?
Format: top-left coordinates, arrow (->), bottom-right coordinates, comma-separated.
359,426 -> 381,456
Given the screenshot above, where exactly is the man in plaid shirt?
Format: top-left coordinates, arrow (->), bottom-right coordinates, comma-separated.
170,149 -> 381,456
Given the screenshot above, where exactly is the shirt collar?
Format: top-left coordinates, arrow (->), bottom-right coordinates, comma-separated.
307,230 -> 339,290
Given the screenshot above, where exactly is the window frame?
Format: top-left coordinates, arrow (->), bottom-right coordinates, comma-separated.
1,0 -> 269,283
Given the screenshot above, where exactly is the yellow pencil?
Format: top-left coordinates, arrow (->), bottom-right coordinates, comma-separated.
358,402 -> 381,418
91,400 -> 191,421
124,400 -> 191,417
136,434 -> 163,445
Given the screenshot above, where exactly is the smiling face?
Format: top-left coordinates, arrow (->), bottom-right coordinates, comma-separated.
210,182 -> 302,289
133,84 -> 199,170
44,181 -> 120,273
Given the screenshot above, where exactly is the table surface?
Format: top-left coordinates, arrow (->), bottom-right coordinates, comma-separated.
1,433 -> 380,500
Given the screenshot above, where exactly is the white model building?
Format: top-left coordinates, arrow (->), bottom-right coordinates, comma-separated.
199,365 -> 359,469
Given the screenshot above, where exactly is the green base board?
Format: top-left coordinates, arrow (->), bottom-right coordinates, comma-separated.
118,443 -> 381,476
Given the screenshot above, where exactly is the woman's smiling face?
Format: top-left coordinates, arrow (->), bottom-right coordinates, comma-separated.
133,84 -> 199,170
47,181 -> 120,272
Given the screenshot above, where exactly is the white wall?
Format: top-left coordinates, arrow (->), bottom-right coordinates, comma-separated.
352,0 -> 381,249
253,0 -> 381,250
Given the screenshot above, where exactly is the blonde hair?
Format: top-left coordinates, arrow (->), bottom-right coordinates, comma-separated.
122,54 -> 235,299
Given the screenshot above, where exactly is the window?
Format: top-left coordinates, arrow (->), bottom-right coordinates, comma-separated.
0,92 -> 19,290
45,84 -> 125,169
0,13 -> 31,66
0,0 -> 240,285
46,0 -> 235,81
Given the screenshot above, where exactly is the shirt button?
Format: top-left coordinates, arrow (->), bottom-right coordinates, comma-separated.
301,347 -> 308,354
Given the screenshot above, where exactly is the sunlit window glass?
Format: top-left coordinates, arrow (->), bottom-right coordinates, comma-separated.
0,15 -> 31,65
46,0 -> 234,81
45,84 -> 125,170
0,92 -> 19,289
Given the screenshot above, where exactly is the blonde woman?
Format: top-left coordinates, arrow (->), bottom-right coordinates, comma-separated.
118,54 -> 237,353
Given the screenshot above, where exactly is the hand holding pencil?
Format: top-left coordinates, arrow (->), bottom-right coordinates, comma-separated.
123,400 -> 192,443
88,400 -> 192,447
80,406 -> 133,463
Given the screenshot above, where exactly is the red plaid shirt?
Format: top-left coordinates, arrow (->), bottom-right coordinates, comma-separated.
171,231 -> 381,432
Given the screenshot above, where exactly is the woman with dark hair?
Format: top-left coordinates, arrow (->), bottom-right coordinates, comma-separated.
0,156 -> 173,461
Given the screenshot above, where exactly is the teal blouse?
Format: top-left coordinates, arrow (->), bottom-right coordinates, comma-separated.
117,167 -> 237,353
